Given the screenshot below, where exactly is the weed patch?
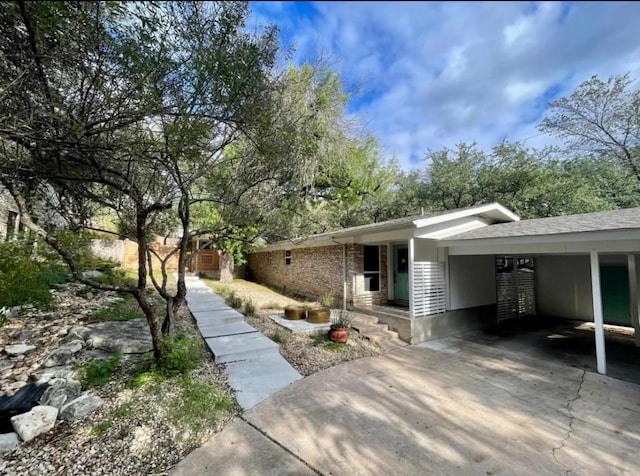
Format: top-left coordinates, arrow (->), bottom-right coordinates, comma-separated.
243,298 -> 256,316
157,334 -> 203,376
81,353 -> 122,389
91,295 -> 144,321
170,377 -> 234,442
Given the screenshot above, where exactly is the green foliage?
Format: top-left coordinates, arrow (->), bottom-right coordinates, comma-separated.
170,377 -> 235,441
330,310 -> 353,329
269,329 -> 289,344
243,298 -> 256,316
539,73 -> 640,179
91,419 -> 113,437
81,353 -> 122,389
226,291 -> 243,309
311,331 -> 345,351
320,292 -> 334,308
422,140 -> 640,219
0,238 -> 69,309
90,294 -> 143,321
157,334 -> 203,376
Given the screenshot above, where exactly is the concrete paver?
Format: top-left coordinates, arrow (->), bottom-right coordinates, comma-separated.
224,353 -> 303,409
183,276 -> 302,411
197,320 -> 256,339
205,333 -> 279,364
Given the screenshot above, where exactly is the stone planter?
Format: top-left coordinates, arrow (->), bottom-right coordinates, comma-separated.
307,308 -> 330,324
328,326 -> 350,344
284,307 -> 306,320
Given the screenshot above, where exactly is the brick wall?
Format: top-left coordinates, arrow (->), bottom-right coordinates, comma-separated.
248,243 -> 389,306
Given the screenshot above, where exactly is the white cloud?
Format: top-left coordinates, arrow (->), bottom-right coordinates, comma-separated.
251,1 -> 640,169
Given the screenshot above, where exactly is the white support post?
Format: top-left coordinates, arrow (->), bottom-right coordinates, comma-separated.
627,255 -> 640,347
343,244 -> 347,311
409,238 -> 415,318
387,242 -> 394,301
590,250 -> 607,375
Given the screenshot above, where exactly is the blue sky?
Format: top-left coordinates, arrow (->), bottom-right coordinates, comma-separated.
250,1 -> 640,169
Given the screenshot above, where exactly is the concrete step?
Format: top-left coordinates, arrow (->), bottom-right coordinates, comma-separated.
350,314 -> 380,326
205,332 -> 279,364
349,312 -> 408,351
224,353 -> 302,409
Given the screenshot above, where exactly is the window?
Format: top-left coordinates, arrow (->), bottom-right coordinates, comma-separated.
363,245 -> 380,292
284,249 -> 291,266
5,211 -> 17,241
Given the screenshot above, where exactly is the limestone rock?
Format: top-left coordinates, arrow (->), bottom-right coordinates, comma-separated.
66,326 -> 92,342
81,270 -> 104,279
4,344 -> 35,356
43,340 -> 84,368
0,432 -> 19,453
11,405 -> 58,442
40,379 -> 82,409
60,394 -> 103,421
85,320 -> 152,354
0,360 -> 14,373
32,365 -> 74,384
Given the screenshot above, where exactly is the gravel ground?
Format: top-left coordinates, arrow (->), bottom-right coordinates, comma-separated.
245,310 -> 382,377
0,284 -> 237,476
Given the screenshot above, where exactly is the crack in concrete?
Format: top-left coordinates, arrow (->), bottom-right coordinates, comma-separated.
551,369 -> 586,475
240,416 -> 325,476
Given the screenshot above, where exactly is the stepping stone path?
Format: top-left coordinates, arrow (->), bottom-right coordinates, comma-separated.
184,276 -> 302,409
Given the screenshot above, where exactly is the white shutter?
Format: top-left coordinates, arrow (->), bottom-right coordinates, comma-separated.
411,261 -> 446,317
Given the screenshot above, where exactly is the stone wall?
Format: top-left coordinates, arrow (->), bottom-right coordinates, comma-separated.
0,188 -> 19,241
248,243 -> 389,306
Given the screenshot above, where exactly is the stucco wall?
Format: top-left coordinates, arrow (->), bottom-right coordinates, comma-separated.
536,255 -> 593,321
248,244 -> 389,305
448,255 -> 496,310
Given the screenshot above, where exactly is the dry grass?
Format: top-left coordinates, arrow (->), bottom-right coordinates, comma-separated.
201,279 -> 314,311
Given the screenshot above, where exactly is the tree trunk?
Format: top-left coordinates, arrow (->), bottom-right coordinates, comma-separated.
134,291 -> 163,361
162,299 -> 174,336
219,251 -> 234,283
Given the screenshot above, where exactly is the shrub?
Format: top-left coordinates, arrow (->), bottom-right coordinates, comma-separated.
320,292 -> 334,308
330,309 -> 353,329
157,334 -> 203,376
269,329 -> 288,344
0,238 -> 69,309
81,353 -> 122,389
243,298 -> 256,316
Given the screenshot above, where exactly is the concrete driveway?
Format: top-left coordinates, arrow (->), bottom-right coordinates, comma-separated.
172,337 -> 640,475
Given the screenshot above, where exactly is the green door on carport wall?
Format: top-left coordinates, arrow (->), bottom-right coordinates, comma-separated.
600,265 -> 631,326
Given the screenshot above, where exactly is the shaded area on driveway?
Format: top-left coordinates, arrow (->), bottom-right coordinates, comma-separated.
172,338 -> 640,475
460,315 -> 640,385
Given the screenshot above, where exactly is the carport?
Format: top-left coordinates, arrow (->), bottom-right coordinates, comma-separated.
438,207 -> 640,377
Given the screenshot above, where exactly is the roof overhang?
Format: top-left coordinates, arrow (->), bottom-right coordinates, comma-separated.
255,203 -> 519,252
440,228 -> 640,256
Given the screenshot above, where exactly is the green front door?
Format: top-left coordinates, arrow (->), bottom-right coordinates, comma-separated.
600,266 -> 631,326
393,244 -> 409,302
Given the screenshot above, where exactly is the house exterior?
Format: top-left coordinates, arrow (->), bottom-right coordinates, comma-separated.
248,203 -> 640,377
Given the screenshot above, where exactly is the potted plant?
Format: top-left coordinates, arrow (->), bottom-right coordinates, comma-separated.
328,310 -> 352,344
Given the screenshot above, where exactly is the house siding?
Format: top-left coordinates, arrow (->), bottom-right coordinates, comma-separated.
248,244 -> 389,306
